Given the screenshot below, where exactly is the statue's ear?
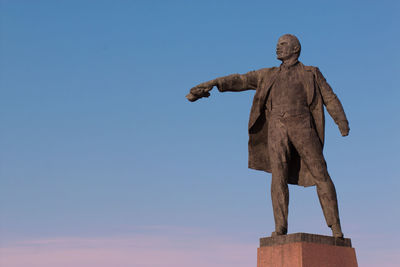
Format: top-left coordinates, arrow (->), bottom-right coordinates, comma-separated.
293,45 -> 300,54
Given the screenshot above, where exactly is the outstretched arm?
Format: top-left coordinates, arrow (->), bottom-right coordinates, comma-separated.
315,67 -> 350,136
186,70 -> 259,102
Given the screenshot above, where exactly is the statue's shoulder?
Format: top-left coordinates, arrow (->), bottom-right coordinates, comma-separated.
302,64 -> 319,73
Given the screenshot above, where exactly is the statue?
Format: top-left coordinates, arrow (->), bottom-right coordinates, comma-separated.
186,34 -> 349,238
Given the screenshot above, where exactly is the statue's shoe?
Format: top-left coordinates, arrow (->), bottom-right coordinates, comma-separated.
271,228 -> 287,237
331,223 -> 344,238
271,231 -> 285,237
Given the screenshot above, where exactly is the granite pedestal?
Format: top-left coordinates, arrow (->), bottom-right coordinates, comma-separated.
257,233 -> 358,267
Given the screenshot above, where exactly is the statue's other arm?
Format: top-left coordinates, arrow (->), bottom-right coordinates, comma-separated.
186,70 -> 259,102
315,67 -> 350,136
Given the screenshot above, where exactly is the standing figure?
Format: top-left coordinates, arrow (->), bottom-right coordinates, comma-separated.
186,34 -> 349,238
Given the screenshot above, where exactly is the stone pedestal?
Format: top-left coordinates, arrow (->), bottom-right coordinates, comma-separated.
257,233 -> 358,267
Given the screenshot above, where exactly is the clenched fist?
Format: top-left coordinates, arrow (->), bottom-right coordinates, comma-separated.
186,80 -> 218,102
338,121 -> 350,136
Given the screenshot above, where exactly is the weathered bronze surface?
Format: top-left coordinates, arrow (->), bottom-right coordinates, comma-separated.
186,34 -> 349,238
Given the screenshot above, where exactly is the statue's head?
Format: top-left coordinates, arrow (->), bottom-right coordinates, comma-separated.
276,34 -> 301,61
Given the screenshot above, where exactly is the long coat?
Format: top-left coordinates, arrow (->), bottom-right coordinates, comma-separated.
216,62 -> 348,187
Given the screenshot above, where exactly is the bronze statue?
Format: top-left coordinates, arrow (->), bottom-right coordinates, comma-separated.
186,34 -> 349,238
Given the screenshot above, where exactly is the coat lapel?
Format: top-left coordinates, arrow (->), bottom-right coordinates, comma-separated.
299,63 -> 315,106
248,68 -> 279,130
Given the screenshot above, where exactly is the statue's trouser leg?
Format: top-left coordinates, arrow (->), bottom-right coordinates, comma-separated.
270,162 -> 289,234
315,178 -> 340,227
268,117 -> 291,234
287,114 -> 341,227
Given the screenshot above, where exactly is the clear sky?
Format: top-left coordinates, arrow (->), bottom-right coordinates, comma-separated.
1,0 -> 399,266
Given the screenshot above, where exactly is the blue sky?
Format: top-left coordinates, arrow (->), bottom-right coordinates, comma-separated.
1,0 -> 399,266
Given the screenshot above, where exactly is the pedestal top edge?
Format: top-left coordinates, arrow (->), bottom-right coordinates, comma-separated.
259,232 -> 352,247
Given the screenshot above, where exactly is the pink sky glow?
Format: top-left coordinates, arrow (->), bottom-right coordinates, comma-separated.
1,230 -> 399,267
0,234 -> 255,267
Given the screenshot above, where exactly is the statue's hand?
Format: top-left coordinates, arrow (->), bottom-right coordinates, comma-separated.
338,121 -> 350,136
186,81 -> 216,102
190,86 -> 211,97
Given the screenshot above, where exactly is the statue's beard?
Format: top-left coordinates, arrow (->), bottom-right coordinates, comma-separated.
277,52 -> 298,61
276,53 -> 287,61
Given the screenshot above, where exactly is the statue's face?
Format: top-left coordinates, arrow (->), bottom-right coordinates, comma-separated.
276,36 -> 298,60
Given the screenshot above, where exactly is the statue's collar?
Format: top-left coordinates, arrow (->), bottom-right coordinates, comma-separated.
280,59 -> 299,70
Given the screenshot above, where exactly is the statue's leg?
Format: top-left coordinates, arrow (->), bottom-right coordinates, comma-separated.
288,114 -> 343,237
315,177 -> 343,237
270,162 -> 289,236
268,117 -> 290,236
